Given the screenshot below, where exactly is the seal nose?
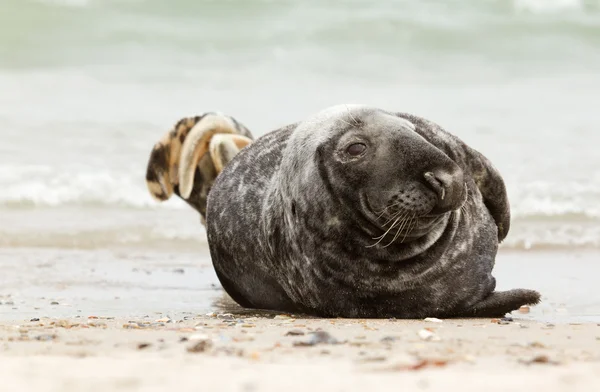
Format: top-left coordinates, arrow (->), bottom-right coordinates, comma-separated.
424,169 -> 464,214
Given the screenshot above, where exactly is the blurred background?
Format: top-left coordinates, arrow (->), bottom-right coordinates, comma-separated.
1,0 -> 599,252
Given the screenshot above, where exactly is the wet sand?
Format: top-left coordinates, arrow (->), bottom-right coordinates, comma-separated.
1,248 -> 599,391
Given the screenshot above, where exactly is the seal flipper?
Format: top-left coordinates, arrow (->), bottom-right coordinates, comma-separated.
463,289 -> 541,317
145,113 -> 253,224
461,147 -> 511,243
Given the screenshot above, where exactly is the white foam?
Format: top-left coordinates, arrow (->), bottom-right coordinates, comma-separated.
513,0 -> 584,13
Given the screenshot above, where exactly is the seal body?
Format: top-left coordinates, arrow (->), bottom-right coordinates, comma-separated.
206,105 -> 540,318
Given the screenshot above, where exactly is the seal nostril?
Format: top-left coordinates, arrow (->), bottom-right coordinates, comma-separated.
424,172 -> 446,201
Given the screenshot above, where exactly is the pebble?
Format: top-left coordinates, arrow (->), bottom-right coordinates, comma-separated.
35,334 -> 57,342
285,329 -> 305,336
217,313 -> 234,320
155,317 -> 172,323
137,343 -> 151,350
519,354 -> 559,365
294,331 -> 340,346
519,305 -> 531,314
30,318 -> 40,322
529,341 -> 547,348
187,339 -> 213,353
418,329 -> 441,342
50,301 -> 59,305
424,317 -> 443,323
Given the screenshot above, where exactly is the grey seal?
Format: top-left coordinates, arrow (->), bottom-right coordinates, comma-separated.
148,105 -> 541,318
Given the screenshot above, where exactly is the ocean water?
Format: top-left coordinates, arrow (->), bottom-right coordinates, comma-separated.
1,0 -> 600,251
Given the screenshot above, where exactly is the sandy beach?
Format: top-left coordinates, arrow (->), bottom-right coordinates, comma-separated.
2,307 -> 600,392
1,247 -> 599,391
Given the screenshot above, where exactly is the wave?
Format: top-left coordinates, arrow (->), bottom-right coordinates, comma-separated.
2,165 -> 600,220
0,165 -> 185,210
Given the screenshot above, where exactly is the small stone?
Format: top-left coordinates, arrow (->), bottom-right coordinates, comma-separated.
217,313 -> 234,320
381,336 -> 398,343
529,341 -> 546,348
294,331 -> 340,346
519,306 -> 530,314
187,339 -> 213,353
30,318 -> 40,322
35,334 -> 57,341
88,316 -> 98,319
424,317 -> 443,323
155,317 -> 172,323
519,354 -> 559,365
285,329 -> 305,336
50,301 -> 59,305
137,343 -> 151,350
418,329 -> 441,341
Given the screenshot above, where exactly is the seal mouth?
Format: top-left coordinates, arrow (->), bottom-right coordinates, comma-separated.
361,194 -> 446,248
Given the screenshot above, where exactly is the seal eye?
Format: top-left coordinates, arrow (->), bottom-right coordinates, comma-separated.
346,143 -> 366,157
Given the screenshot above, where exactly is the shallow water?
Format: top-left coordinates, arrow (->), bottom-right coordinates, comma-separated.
1,247 -> 598,323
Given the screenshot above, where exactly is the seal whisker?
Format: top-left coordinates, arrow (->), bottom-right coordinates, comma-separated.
338,116 -> 355,128
345,105 -> 360,127
387,212 -> 414,247
381,208 -> 409,227
401,213 -> 418,243
376,202 -> 406,220
367,215 -> 404,247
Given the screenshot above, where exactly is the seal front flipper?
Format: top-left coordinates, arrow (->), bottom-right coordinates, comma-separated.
145,113 -> 253,223
464,289 -> 541,318
461,146 -> 511,242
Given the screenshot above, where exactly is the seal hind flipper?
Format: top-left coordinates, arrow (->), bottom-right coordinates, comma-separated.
464,289 -> 541,317
209,134 -> 253,174
179,114 -> 253,199
145,113 -> 253,220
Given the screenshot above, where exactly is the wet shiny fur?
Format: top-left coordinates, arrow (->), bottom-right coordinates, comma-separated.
203,105 -> 540,318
